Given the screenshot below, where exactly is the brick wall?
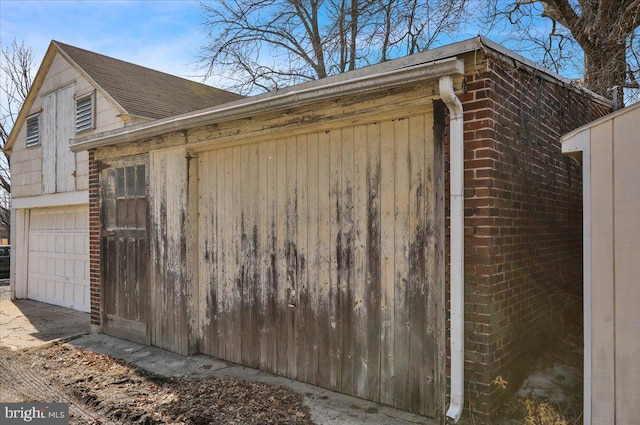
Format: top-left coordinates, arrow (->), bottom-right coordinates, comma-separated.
451,56 -> 611,422
88,150 -> 101,327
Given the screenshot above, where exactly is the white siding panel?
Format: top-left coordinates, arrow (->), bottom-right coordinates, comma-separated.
613,109 -> 640,425
55,85 -> 76,192
42,93 -> 57,194
41,85 -> 77,194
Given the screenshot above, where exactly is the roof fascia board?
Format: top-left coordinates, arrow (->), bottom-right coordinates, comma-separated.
53,41 -> 129,119
71,57 -> 465,152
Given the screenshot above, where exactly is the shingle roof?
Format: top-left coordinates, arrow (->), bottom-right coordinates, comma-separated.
54,41 -> 244,119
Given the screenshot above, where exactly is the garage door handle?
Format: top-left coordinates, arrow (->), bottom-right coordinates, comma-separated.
101,229 -> 116,237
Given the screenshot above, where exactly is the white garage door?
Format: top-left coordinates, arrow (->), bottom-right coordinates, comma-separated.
27,206 -> 90,312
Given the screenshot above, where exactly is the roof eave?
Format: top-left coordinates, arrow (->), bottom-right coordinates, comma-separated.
70,56 -> 465,153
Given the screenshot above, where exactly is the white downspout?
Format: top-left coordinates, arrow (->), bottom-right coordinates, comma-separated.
440,75 -> 465,423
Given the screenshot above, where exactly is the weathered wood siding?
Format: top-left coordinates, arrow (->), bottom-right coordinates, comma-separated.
197,109 -> 442,415
148,147 -> 191,355
42,85 -> 76,194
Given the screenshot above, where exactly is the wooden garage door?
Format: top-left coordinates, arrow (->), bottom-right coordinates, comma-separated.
27,206 -> 90,312
197,111 -> 442,416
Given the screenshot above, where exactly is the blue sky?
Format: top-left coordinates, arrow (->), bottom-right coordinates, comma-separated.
1,0 -> 209,81
0,0 -> 585,88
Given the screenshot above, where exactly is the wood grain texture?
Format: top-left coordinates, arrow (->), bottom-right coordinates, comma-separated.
193,108 -> 440,416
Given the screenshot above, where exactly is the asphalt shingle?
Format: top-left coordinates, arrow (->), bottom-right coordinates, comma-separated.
54,41 -> 244,120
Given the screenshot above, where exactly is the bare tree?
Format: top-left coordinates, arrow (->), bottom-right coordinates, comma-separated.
485,0 -> 640,106
199,0 -> 467,94
0,40 -> 35,233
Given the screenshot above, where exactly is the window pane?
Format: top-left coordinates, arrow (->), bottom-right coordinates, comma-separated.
126,166 -> 136,197
136,165 -> 146,196
105,169 -> 116,198
115,167 -> 125,197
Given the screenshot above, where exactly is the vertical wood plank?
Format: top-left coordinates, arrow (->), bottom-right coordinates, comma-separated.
240,143 -> 251,366
317,130 -> 332,388
55,85 -> 76,193
276,138 -> 289,376
219,148 -> 232,359
393,117 -> 411,410
296,134 -> 310,382
264,139 -> 279,373
306,132 -> 320,385
42,93 -> 57,194
186,153 -> 199,355
153,152 -> 169,350
408,113 -> 429,414
165,151 -> 177,352
432,102 -> 447,420
285,136 -> 298,379
177,150 -> 190,355
424,110 -> 438,415
248,142 -> 260,369
340,126 -> 355,396
197,153 -> 210,355
212,149 -> 226,358
379,120 -> 396,406
328,129 -> 342,391
231,146 -> 242,363
257,141 -> 270,370
352,123 -> 368,398
210,150 -> 220,357
365,122 -> 382,402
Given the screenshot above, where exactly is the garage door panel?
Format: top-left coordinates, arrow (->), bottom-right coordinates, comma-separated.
197,111 -> 440,416
27,206 -> 90,312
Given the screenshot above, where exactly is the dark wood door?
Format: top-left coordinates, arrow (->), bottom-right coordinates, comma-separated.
101,162 -> 150,344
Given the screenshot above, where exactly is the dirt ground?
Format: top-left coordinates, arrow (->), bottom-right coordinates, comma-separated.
0,336 -> 583,425
0,341 -> 313,424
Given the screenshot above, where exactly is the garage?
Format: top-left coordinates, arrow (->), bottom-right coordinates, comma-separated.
27,205 -> 90,312
87,59 -> 455,418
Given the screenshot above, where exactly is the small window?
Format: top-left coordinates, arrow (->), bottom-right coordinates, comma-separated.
26,114 -> 40,147
75,93 -> 94,133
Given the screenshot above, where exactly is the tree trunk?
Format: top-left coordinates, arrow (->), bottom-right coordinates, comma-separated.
584,41 -> 627,107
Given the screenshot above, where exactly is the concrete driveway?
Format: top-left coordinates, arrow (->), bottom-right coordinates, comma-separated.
0,281 -> 90,350
0,280 -> 433,424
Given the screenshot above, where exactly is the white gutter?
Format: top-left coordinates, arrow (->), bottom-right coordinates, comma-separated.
440,75 -> 465,423
70,57 -> 464,152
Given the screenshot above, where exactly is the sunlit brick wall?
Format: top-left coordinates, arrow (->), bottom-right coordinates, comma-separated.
446,54 -> 611,423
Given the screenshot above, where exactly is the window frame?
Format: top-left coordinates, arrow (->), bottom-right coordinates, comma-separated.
75,91 -> 95,134
25,112 -> 40,147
